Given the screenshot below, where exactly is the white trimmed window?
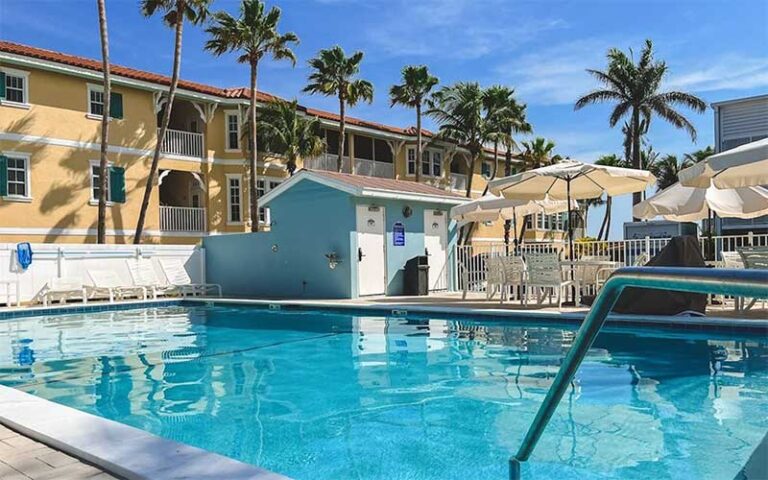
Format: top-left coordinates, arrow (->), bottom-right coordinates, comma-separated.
0,68 -> 30,107
225,111 -> 240,151
407,147 -> 442,178
88,85 -> 105,117
256,178 -> 282,225
226,174 -> 243,224
482,161 -> 493,179
0,152 -> 31,200
90,160 -> 111,203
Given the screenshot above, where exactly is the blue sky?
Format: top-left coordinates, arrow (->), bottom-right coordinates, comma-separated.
1,0 -> 767,238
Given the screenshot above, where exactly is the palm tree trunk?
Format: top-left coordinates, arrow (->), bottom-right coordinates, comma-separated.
97,0 -> 110,245
604,196 -> 612,240
465,152 -> 478,198
503,148 -> 512,246
338,96 -> 345,172
631,108 -> 642,215
134,15 -> 183,244
415,103 -> 422,183
249,61 -> 259,233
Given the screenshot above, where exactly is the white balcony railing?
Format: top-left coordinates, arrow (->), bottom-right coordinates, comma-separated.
304,153 -> 351,173
159,128 -> 204,158
160,206 -> 206,232
354,158 -> 394,179
450,173 -> 468,192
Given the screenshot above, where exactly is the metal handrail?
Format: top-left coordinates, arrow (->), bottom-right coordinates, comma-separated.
509,266 -> 768,480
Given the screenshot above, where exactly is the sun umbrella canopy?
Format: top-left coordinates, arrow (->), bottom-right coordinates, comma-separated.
633,182 -> 768,222
678,138 -> 768,189
488,160 -> 656,201
450,194 -> 576,223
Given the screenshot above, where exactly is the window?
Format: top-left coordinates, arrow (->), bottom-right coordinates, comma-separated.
0,68 -> 30,106
90,161 -> 125,204
227,174 -> 242,223
0,153 -> 31,199
407,147 -> 416,175
87,85 -> 123,119
481,161 -> 493,179
432,151 -> 442,177
225,112 -> 240,151
421,150 -> 430,176
256,179 -> 282,225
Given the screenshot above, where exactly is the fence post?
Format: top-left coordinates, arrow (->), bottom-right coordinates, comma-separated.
57,247 -> 63,278
199,246 -> 206,284
644,236 -> 651,260
748,231 -> 754,246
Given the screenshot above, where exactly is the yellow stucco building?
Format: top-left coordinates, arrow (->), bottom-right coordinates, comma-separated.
0,41 -> 570,245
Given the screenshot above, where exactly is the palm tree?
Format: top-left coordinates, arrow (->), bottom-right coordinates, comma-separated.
389,65 -> 438,183
96,0 -> 110,244
684,146 -> 714,164
427,82 -> 490,198
594,154 -> 626,240
206,0 -> 298,232
134,0 -> 210,243
304,46 -> 373,172
519,137 -> 561,170
649,154 -> 685,191
574,39 -> 706,210
259,100 -> 325,175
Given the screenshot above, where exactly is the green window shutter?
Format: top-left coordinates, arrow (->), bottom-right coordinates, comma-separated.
0,72 -> 5,99
0,156 -> 7,196
110,92 -> 123,119
109,166 -> 126,203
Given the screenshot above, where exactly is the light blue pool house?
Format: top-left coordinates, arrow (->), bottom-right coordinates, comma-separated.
203,170 -> 464,299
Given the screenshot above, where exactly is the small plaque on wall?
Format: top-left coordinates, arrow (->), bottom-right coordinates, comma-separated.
393,222 -> 405,246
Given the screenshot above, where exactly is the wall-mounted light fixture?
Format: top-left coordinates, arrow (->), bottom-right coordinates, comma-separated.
325,252 -> 342,270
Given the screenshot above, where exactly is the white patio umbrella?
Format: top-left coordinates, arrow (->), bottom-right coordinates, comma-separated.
450,194 -> 577,248
678,138 -> 768,189
488,160 -> 656,258
633,182 -> 768,222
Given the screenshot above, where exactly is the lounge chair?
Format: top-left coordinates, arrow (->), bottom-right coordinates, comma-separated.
40,277 -> 88,306
159,258 -> 222,297
523,252 -> 580,310
127,259 -> 186,299
499,255 -> 526,303
88,269 -> 147,302
484,256 -> 505,301
737,247 -> 768,311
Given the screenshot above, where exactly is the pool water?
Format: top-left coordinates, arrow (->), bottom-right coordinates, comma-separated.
0,305 -> 765,480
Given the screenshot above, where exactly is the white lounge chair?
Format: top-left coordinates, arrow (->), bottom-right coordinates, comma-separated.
523,252 -> 580,309
127,259 -> 185,299
159,258 -> 222,297
737,247 -> 768,311
88,269 -> 147,302
485,256 -> 505,301
40,277 -> 88,306
499,255 -> 526,303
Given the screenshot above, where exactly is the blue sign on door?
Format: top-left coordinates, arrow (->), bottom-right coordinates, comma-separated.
393,222 -> 405,246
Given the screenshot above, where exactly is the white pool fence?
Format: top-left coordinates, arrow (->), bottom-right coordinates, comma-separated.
0,243 -> 205,305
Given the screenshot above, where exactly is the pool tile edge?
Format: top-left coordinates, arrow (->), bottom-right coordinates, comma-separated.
0,385 -> 291,480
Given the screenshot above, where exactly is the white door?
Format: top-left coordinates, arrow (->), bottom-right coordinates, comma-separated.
356,204 -> 386,296
424,209 -> 448,290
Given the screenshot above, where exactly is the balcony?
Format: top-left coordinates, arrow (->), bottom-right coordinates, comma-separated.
354,158 -> 394,179
450,173 -> 468,192
159,128 -> 204,159
160,206 -> 206,232
305,153 -> 352,174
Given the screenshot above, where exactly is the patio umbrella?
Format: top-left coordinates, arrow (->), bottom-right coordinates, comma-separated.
450,194 -> 577,249
678,138 -> 768,189
488,160 -> 656,259
633,182 -> 768,222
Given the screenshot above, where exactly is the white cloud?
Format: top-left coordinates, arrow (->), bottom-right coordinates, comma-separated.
498,39 -> 768,106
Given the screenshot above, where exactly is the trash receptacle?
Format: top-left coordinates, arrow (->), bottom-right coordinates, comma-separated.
404,255 -> 429,296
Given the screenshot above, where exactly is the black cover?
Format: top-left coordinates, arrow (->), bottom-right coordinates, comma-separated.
404,255 -> 429,296
611,235 -> 708,315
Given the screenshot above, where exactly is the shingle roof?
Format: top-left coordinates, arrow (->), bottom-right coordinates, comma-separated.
308,169 -> 465,198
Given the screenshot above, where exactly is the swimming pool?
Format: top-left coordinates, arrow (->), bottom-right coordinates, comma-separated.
0,304 -> 765,479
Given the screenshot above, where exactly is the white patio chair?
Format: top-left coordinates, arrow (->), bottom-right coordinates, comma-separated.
737,247 -> 768,311
40,277 -> 88,306
499,256 -> 526,303
88,269 -> 147,302
159,258 -> 222,297
523,252 -> 580,309
484,256 -> 505,301
127,259 -> 186,299
574,255 -> 609,297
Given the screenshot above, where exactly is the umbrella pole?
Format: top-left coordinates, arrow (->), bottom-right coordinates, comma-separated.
512,207 -> 518,255
567,178 -> 576,303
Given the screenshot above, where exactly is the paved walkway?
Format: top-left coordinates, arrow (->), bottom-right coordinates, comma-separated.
0,424 -> 118,480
